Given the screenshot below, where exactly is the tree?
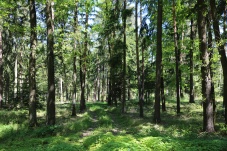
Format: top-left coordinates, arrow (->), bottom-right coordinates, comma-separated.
197,0 -> 214,132
173,0 -> 180,114
0,28 -> 2,108
189,18 -> 196,103
210,0 -> 227,124
154,0 -> 162,123
122,0 -> 127,114
135,0 -> 143,117
80,1 -> 90,112
29,0 -> 38,127
46,0 -> 55,125
72,0 -> 78,117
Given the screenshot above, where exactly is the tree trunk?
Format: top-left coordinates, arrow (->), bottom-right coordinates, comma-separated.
46,0 -> 55,125
80,9 -> 88,112
60,77 -> 63,103
198,0 -> 214,132
207,14 -> 216,123
189,19 -> 196,103
29,0 -> 37,126
14,54 -> 18,100
0,30 -> 3,108
72,1 -> 78,116
97,65 -> 100,102
18,51 -> 23,107
173,0 -> 180,114
101,64 -> 105,102
154,0 -> 162,123
128,78 -> 130,100
210,0 -> 227,125
122,0 -> 127,113
4,73 -> 9,105
140,0 -> 145,115
135,0 -> 143,117
161,71 -> 166,112
72,55 -> 77,116
107,36 -> 113,105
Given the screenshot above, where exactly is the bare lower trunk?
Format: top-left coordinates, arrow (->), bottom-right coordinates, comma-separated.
189,19 -> 196,103
135,0 -> 143,117
122,0 -> 127,113
154,0 -> 162,123
46,0 -> 55,125
173,0 -> 180,114
198,0 -> 214,132
0,30 -> 3,108
210,0 -> 227,125
29,0 -> 38,126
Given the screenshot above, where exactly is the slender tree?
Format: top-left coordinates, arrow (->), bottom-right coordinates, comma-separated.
80,3 -> 89,112
173,0 -> 180,114
207,13 -> 216,123
122,0 -> 127,113
154,0 -> 162,123
72,0 -> 78,116
197,0 -> 214,132
135,0 -> 143,117
140,0 -> 145,114
161,66 -> 166,111
29,0 -> 37,126
46,0 -> 55,125
210,0 -> 227,124
189,18 -> 196,103
0,28 -> 2,108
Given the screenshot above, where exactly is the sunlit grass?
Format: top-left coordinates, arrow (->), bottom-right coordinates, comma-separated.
0,99 -> 227,151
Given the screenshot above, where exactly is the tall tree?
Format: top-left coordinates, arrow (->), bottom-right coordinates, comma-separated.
0,28 -> 2,108
197,0 -> 214,132
46,0 -> 55,125
207,13 -> 216,121
72,0 -> 78,116
173,0 -> 180,114
80,2 -> 89,112
135,0 -> 143,117
189,18 -> 196,103
122,0 -> 127,113
210,0 -> 227,124
154,0 -> 162,123
140,0 -> 145,114
29,0 -> 37,126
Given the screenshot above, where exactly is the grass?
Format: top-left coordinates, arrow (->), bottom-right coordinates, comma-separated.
0,98 -> 227,151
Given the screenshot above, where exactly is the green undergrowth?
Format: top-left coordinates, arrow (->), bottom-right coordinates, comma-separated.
0,99 -> 227,151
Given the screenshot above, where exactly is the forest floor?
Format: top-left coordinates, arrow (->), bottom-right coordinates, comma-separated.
0,98 -> 227,151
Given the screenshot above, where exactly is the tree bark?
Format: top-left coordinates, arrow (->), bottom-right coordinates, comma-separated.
161,69 -> 166,112
197,0 -> 214,132
154,0 -> 162,123
140,0 -> 145,115
72,53 -> 77,116
60,77 -> 63,103
207,14 -> 216,123
14,54 -> 18,100
107,39 -> 113,106
46,0 -> 55,125
210,0 -> 227,125
80,9 -> 88,112
72,1 -> 78,116
135,0 -> 143,117
122,0 -> 127,114
0,29 -> 3,108
173,0 -> 180,114
189,19 -> 196,103
29,0 -> 37,126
